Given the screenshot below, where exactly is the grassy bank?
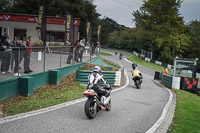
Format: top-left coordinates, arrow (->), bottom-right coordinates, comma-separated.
102,48 -> 167,72
100,52 -> 112,56
102,48 -> 172,73
168,90 -> 200,133
128,54 -> 167,72
0,73 -> 86,116
101,57 -> 121,68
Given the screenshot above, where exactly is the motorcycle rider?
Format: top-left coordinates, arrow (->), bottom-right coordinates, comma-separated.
132,61 -> 137,70
87,66 -> 111,105
119,52 -> 123,60
132,67 -> 143,83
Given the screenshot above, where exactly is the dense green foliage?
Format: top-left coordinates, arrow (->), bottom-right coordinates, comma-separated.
0,0 -> 10,12
132,0 -> 189,63
185,20 -> 200,71
100,17 -> 125,46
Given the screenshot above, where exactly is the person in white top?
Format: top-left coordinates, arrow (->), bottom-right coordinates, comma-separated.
87,66 -> 111,104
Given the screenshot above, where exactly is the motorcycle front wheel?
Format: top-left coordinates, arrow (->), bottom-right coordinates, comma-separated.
84,98 -> 97,119
106,99 -> 111,111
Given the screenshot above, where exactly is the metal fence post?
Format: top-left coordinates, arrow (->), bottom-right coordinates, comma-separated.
99,45 -> 101,57
72,46 -> 74,65
43,47 -> 46,72
17,47 -> 20,76
60,47 -> 62,68
173,58 -> 177,77
90,46 -> 92,61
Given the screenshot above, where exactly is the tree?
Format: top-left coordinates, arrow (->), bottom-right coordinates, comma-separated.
0,0 -> 11,12
186,20 -> 200,71
100,17 -> 124,46
132,0 -> 189,63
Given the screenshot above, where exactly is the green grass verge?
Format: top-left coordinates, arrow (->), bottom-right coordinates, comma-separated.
0,75 -> 85,116
101,57 -> 121,68
100,52 -> 112,56
102,48 -> 168,72
128,53 -> 167,72
168,90 -> 200,133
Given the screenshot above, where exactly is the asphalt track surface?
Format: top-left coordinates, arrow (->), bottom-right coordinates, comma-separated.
0,51 -> 170,133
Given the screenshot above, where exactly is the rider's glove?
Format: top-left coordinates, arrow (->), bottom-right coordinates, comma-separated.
88,84 -> 93,89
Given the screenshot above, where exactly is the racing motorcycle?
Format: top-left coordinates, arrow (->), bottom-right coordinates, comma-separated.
133,76 -> 142,89
83,84 -> 112,119
119,55 -> 122,60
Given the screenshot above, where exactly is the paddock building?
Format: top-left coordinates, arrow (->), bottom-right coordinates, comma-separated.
0,13 -> 80,45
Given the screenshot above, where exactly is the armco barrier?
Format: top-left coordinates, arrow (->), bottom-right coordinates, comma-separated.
27,71 -> 49,89
76,70 -> 116,86
0,63 -> 85,102
162,75 -> 173,88
0,78 -> 19,101
57,63 -> 85,79
90,57 -> 113,70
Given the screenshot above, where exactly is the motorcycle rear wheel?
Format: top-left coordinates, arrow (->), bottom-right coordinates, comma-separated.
85,99 -> 97,119
136,80 -> 141,89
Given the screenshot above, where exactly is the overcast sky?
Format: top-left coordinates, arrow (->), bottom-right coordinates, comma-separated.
93,0 -> 200,28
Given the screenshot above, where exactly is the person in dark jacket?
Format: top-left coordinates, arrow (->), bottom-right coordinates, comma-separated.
9,37 -> 17,72
67,40 -> 77,64
0,35 -> 11,74
24,36 -> 33,74
0,38 -> 3,64
91,41 -> 98,56
79,38 -> 85,62
12,37 -> 22,76
74,40 -> 80,62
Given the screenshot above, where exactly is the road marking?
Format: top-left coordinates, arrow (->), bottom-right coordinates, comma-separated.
0,69 -> 129,124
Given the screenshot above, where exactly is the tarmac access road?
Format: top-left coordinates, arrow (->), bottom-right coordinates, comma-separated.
0,51 -> 170,133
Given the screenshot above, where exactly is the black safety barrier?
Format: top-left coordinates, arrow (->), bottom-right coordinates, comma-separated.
154,71 -> 161,80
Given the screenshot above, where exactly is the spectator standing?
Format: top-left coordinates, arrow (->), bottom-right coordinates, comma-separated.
91,41 -> 98,56
12,37 -> 22,76
79,38 -> 85,62
163,67 -> 168,75
9,37 -> 18,72
20,40 -> 26,64
0,38 -> 3,65
67,40 -> 77,64
24,36 -> 33,74
74,40 -> 80,62
0,35 -> 11,74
